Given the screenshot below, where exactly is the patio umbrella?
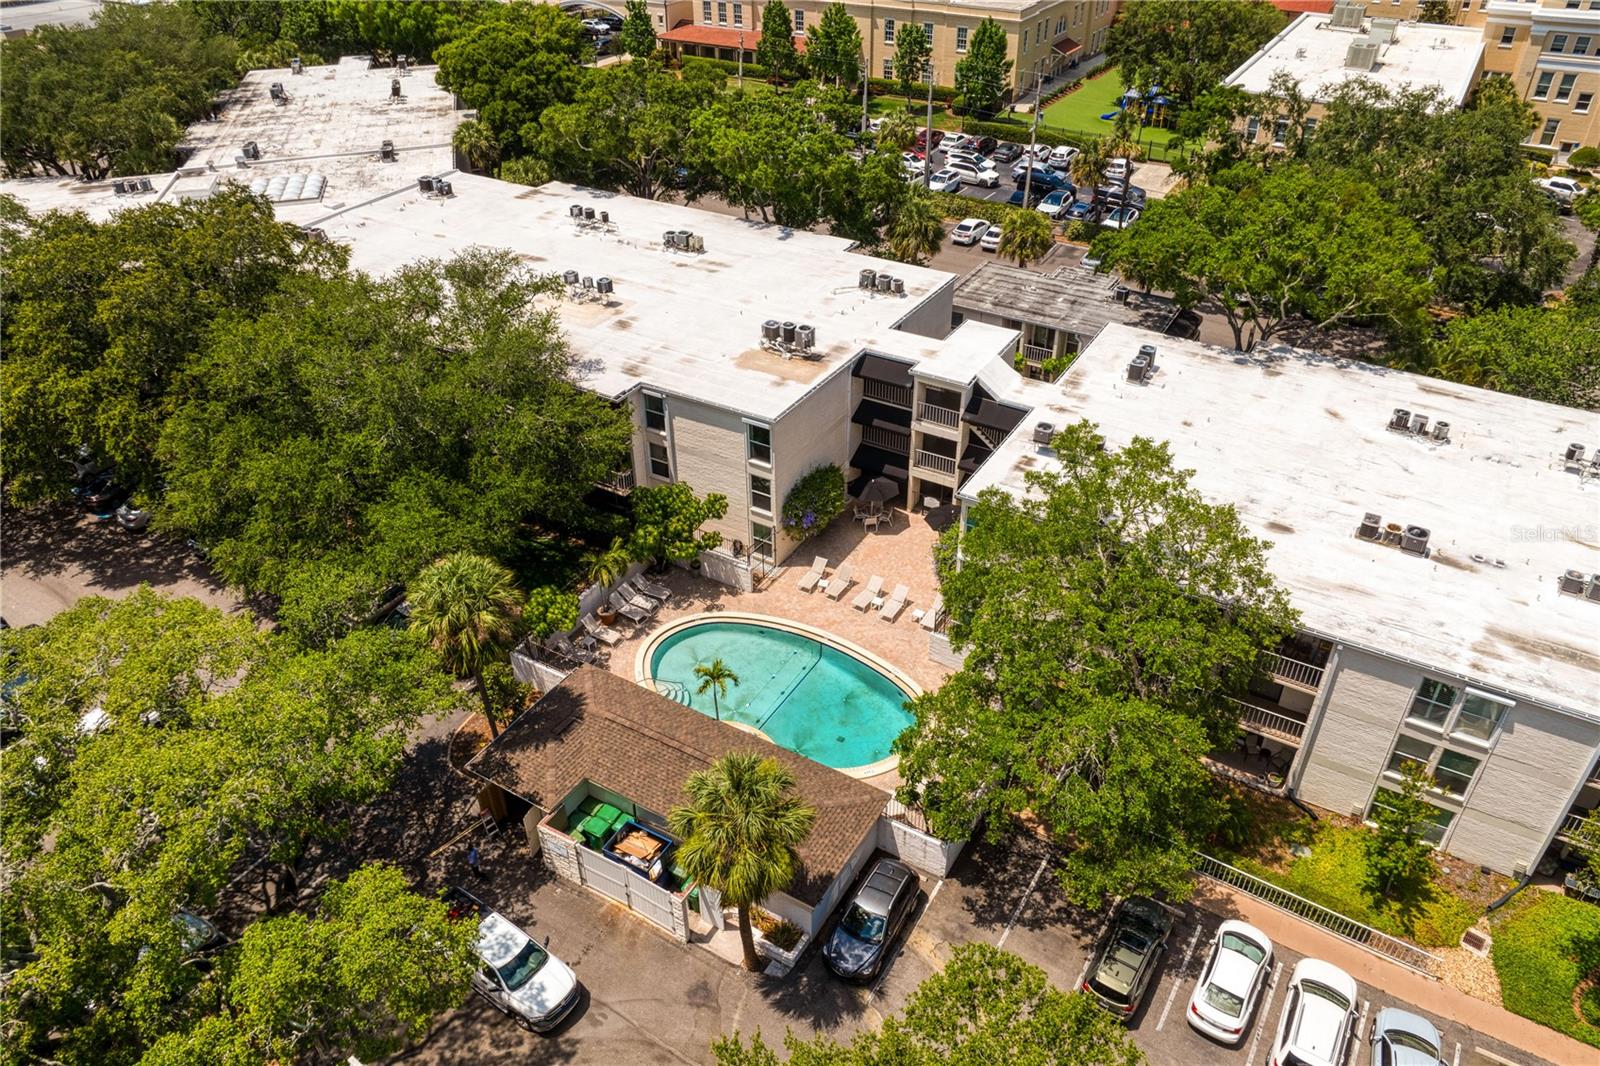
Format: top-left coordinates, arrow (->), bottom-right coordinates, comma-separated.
859,476 -> 899,508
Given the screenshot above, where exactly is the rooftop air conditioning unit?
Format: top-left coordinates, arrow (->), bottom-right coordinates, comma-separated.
242,140 -> 261,160
796,324 -> 815,350
1410,412 -> 1428,436
562,269 -> 579,285
418,175 -> 435,193
1431,421 -> 1450,443
434,178 -> 453,197
599,210 -> 609,225
1388,408 -> 1411,432
1033,422 -> 1056,446
390,78 -> 402,99
380,139 -> 396,161
1559,569 -> 1588,595
1369,17 -> 1398,45
781,321 -> 797,344
1138,343 -> 1157,372
269,82 -> 286,101
1588,575 -> 1600,603
876,274 -> 893,293
662,230 -> 679,248
1358,512 -> 1382,540
596,277 -> 614,296
1565,442 -> 1586,464
581,276 -> 594,290
1328,0 -> 1365,31
1345,40 -> 1381,71
891,277 -> 904,295
583,207 -> 596,221
859,269 -> 878,290
1401,525 -> 1430,556
688,234 -> 705,253
1126,353 -> 1152,383
397,54 -> 410,72
290,56 -> 303,74
762,319 -> 781,342
303,226 -> 328,242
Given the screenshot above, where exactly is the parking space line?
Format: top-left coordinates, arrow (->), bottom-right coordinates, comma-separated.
1155,921 -> 1205,1031
995,852 -> 1051,949
1245,961 -> 1284,1066
1452,1043 -> 1461,1066
1350,999 -> 1370,1066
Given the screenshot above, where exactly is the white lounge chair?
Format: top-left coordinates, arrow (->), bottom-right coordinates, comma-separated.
919,593 -> 944,631
619,579 -> 663,612
607,591 -> 649,625
580,614 -> 622,645
548,634 -> 596,664
879,584 -> 910,621
632,575 -> 672,600
796,556 -> 828,592
852,575 -> 884,611
823,562 -> 855,600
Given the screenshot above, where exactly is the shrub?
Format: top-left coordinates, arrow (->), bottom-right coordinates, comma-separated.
752,908 -> 804,951
1060,219 -> 1098,244
1491,893 -> 1600,1047
1568,146 -> 1600,171
682,56 -> 770,81
868,76 -> 958,102
781,464 -> 846,541
928,190 -> 1034,228
524,585 -> 578,639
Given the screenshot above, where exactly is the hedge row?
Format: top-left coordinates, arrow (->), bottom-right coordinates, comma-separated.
678,57 -> 958,100
929,190 -> 1028,228
959,115 -> 1095,152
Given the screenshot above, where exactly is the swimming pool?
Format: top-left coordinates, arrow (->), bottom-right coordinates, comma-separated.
641,616 -> 917,775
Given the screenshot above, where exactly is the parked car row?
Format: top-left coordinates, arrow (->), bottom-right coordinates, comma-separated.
62,448 -> 148,530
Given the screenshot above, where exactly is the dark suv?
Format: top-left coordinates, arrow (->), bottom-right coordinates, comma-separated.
1083,897 -> 1173,1021
822,858 -> 919,981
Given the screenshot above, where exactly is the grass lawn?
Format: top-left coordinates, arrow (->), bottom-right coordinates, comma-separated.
867,94 -> 961,130
1490,892 -> 1600,1048
1040,66 -> 1178,149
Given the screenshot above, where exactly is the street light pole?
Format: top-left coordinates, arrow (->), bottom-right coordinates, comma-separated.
738,31 -> 745,90
923,60 -> 934,191
1021,61 -> 1044,208
861,50 -> 870,133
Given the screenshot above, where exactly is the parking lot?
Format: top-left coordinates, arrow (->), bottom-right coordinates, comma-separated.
396,807 -> 1551,1066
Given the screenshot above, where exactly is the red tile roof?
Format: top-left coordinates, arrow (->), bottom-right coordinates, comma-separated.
463,666 -> 885,906
1269,0 -> 1335,12
660,23 -> 808,52
1052,38 -> 1082,57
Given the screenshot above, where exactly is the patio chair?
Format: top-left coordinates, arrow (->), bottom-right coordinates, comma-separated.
580,613 -> 623,646
796,556 -> 828,592
860,512 -> 883,533
851,575 -> 884,611
619,579 -> 662,613
632,574 -> 672,600
918,593 -> 943,631
823,561 -> 855,600
607,590 -> 650,625
548,634 -> 595,665
879,584 -> 910,622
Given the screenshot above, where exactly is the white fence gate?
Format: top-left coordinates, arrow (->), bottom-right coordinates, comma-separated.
572,845 -> 689,942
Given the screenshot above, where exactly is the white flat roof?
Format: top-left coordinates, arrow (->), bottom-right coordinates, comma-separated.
313,174 -> 989,420
961,322 -> 1600,719
1224,13 -> 1484,105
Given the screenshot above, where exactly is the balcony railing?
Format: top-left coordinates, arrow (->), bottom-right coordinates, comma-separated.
861,425 -> 910,452
862,379 -> 912,408
1230,697 -> 1307,745
1266,652 -> 1325,691
916,401 -> 960,429
1020,342 -> 1054,364
1558,811 -> 1594,841
602,467 -> 636,493
915,449 -> 958,477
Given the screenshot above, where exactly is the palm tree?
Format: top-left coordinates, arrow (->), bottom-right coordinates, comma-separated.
408,552 -> 523,738
692,659 -> 740,721
452,119 -> 499,174
876,112 -> 918,153
998,209 -> 1056,269
887,189 -> 945,265
1069,137 -> 1108,196
668,754 -> 816,971
586,536 -> 634,590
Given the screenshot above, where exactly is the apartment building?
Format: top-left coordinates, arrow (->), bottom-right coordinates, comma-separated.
653,0 -> 1120,96
963,321 -> 1600,878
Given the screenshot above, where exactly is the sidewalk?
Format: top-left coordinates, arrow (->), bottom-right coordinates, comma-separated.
1191,879 -> 1593,1066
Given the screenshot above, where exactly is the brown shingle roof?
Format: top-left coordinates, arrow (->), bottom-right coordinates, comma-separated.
463,666 -> 887,907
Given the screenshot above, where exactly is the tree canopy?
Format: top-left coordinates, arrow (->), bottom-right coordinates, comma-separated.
0,4 -> 237,179
756,0 -> 802,81
806,3 -> 863,88
894,422 -> 1296,905
1428,298 -> 1600,410
893,23 -> 932,99
1094,163 -> 1435,351
713,943 -> 1144,1066
619,0 -> 657,58
1106,0 -> 1285,104
0,589 -> 460,1064
953,18 -> 1011,116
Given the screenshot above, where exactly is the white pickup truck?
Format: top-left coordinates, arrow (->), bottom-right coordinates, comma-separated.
444,887 -> 581,1033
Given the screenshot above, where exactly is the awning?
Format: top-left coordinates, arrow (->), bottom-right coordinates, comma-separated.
850,445 -> 909,484
850,398 -> 912,430
659,23 -> 807,51
963,395 -> 1028,434
1052,38 -> 1081,57
853,352 -> 914,388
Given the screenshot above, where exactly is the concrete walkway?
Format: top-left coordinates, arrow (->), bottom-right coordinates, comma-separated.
1190,879 -> 1593,1065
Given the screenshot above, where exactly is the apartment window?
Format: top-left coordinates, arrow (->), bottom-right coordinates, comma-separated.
643,392 -> 667,432
750,521 -> 775,564
750,474 -> 772,513
1557,73 -> 1578,102
1023,30 -> 1029,50
648,442 -> 671,479
1576,36 -> 1593,56
1245,116 -> 1261,142
1534,71 -> 1554,100
1499,26 -> 1516,47
1550,33 -> 1570,54
1304,115 -> 1319,135
1540,117 -> 1561,145
884,18 -> 895,44
746,422 -> 771,465
703,0 -> 711,22
924,21 -> 934,42
1386,735 -> 1434,777
956,25 -> 968,52
717,1 -> 727,24
883,57 -> 894,77
1568,0 -> 1581,6
1454,691 -> 1511,742
1408,679 -> 1457,728
793,8 -> 804,31
1272,118 -> 1289,145
1370,790 -> 1454,846
732,3 -> 742,26
1577,91 -> 1595,114
1562,141 -> 1580,154
1433,750 -> 1481,797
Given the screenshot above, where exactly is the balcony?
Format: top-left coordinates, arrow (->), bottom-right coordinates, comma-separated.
1558,810 -> 1595,843
602,467 -> 636,493
1230,695 -> 1307,746
861,425 -> 910,452
862,378 -> 912,408
1020,342 -> 1054,364
916,401 -> 960,429
1265,651 -> 1325,692
915,449 -> 958,477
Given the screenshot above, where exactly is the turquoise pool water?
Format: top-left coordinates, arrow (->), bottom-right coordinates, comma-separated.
646,621 -> 914,770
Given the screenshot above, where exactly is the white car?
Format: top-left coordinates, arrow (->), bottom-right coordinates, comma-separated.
946,149 -> 991,170
1187,921 -> 1274,1046
941,133 -> 975,153
582,17 -> 610,32
1105,156 -> 1134,182
454,891 -> 581,1033
1538,176 -> 1584,205
950,218 -> 990,245
928,168 -> 965,192
1048,145 -> 1080,170
980,225 -> 1003,252
945,160 -> 1000,188
1270,959 -> 1358,1066
1101,206 -> 1140,229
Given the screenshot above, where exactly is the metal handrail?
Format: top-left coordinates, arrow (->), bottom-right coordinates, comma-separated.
1020,342 -> 1054,364
915,449 -> 958,476
916,402 -> 960,429
862,379 -> 912,408
861,425 -> 910,452
1558,811 -> 1593,840
1193,852 -> 1441,977
884,797 -> 932,834
604,467 -> 636,492
1266,652 -> 1325,690
1229,698 -> 1307,742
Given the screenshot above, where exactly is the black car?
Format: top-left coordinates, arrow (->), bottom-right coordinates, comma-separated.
1097,184 -> 1147,209
1165,309 -> 1203,340
822,858 -> 919,981
967,135 -> 998,156
1082,897 -> 1174,1022
1007,186 -> 1044,208
989,141 -> 1023,165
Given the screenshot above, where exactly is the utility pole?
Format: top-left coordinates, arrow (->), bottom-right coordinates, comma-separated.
738,31 -> 745,90
923,60 -> 934,191
1021,61 -> 1044,208
861,50 -> 870,133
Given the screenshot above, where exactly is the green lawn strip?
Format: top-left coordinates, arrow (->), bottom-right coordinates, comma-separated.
868,95 -> 962,130
1490,893 -> 1600,1047
1040,66 -> 1178,149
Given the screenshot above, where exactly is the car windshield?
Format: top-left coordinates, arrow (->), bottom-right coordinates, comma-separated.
1303,979 -> 1351,1013
1221,932 -> 1266,964
1385,1030 -> 1440,1054
1203,983 -> 1245,1018
839,903 -> 887,944
496,939 -> 551,991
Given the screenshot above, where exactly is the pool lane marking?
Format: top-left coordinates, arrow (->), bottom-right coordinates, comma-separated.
1246,961 -> 1284,1066
995,851 -> 1051,949
1155,920 -> 1204,1031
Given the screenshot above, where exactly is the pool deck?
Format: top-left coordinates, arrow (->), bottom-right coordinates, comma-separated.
594,506 -> 952,793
